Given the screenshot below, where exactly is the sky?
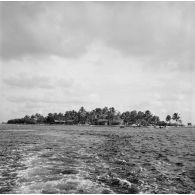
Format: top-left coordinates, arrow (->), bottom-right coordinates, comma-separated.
0,2 -> 195,124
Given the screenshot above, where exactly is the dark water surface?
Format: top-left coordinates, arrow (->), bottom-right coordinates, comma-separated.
0,124 -> 194,194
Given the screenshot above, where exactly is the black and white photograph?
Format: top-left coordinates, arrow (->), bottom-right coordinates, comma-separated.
0,1 -> 195,194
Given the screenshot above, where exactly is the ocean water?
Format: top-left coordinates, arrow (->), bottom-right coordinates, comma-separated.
0,124 -> 194,194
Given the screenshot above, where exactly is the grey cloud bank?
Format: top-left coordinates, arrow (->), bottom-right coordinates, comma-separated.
3,74 -> 54,89
3,74 -> 74,89
1,2 -> 195,66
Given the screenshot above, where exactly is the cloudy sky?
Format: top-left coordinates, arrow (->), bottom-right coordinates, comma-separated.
0,2 -> 195,124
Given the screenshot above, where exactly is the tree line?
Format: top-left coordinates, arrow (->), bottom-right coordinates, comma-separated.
7,106 -> 182,127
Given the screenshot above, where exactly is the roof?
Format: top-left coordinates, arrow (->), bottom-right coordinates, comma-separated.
113,119 -> 123,122
54,120 -> 65,123
97,119 -> 108,122
66,120 -> 74,122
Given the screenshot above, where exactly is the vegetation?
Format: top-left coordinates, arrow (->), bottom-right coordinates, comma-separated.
166,115 -> 171,124
7,107 -> 183,127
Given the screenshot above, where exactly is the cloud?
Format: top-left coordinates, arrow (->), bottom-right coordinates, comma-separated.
3,73 -> 54,89
0,2 -> 91,60
3,72 -> 75,90
1,2 -> 195,72
6,96 -> 86,105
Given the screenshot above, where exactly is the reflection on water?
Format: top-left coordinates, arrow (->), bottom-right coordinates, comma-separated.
0,124 -> 194,194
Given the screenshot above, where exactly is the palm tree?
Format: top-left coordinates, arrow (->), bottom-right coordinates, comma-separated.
172,113 -> 180,122
144,110 -> 152,125
121,111 -> 130,125
166,115 -> 171,124
107,107 -> 116,125
46,113 -> 54,123
129,110 -> 137,124
151,115 -> 160,125
172,113 -> 180,126
78,107 -> 87,124
137,111 -> 145,120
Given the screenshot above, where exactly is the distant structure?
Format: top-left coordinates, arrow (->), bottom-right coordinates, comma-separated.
97,119 -> 109,125
65,120 -> 74,125
54,120 -> 65,124
53,120 -> 75,125
187,122 -> 192,126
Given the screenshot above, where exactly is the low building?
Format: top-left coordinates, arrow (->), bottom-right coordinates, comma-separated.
54,120 -> 65,124
97,119 -> 109,125
110,119 -> 123,125
65,120 -> 75,125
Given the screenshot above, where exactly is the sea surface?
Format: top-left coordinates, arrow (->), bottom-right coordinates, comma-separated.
0,124 -> 194,194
